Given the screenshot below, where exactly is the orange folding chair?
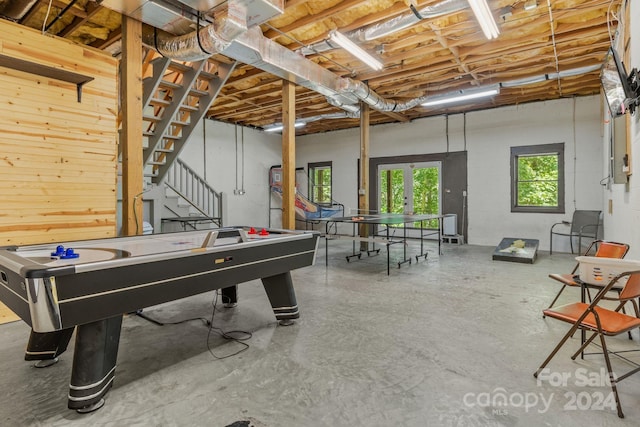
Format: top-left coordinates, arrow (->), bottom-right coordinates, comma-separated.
534,270 -> 640,418
545,240 -> 629,312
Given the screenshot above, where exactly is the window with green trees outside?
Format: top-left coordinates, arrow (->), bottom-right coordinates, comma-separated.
308,161 -> 332,205
511,143 -> 564,213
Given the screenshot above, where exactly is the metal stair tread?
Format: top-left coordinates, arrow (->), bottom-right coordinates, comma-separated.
143,131 -> 181,140
167,61 -> 193,73
189,88 -> 209,97
149,97 -> 171,106
159,80 -> 181,89
179,104 -> 199,111
198,70 -> 217,80
148,98 -> 198,112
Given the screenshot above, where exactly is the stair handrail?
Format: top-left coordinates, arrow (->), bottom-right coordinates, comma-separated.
164,158 -> 222,225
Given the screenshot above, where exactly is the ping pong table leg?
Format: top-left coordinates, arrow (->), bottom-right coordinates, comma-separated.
439,216 -> 443,255
396,222 -> 412,269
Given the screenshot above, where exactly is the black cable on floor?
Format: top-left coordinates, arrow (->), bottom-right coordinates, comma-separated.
205,291 -> 252,360
132,291 -> 252,360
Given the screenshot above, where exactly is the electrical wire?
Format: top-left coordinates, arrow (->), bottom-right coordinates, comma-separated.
241,126 -> 245,193
205,291 -> 252,360
545,0 -> 562,96
606,0 -> 621,48
463,112 -> 467,152
132,186 -> 153,235
572,96 -> 577,211
136,291 -> 252,360
234,124 -> 239,192
445,114 -> 449,152
42,0 -> 54,34
203,117 -> 207,181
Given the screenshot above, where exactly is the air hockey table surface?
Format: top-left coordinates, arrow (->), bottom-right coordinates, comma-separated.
6,227 -> 307,271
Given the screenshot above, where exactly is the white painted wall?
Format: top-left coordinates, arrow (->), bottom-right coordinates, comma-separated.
179,94 -> 606,254
296,96 -> 604,250
179,119 -> 282,228
602,0 -> 640,258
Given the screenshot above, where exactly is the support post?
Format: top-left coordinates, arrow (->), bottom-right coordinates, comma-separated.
359,101 -> 370,250
120,16 -> 144,236
282,80 -> 296,230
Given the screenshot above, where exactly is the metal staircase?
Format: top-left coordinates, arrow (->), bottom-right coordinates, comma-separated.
164,158 -> 223,226
140,51 -> 236,227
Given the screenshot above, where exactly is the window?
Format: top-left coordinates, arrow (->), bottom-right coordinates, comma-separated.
511,143 -> 564,213
308,161 -> 332,205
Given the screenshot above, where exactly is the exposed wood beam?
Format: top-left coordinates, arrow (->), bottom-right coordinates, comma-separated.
281,80 -> 296,230
120,16 -> 144,236
58,2 -> 103,37
380,111 -> 409,123
264,0 -> 368,39
358,101 -> 370,249
90,27 -> 122,49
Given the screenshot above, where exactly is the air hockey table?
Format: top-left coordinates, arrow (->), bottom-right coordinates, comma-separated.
0,226 -> 319,412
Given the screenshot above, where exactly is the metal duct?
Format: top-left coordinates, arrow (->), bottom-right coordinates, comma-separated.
326,96 -> 361,114
265,111 -> 359,131
132,0 -> 284,61
223,27 -> 360,106
299,0 -> 467,56
0,0 -> 39,21
145,6 -> 248,61
102,0 -> 201,35
221,26 -> 473,114
129,0 -> 453,115
131,0 -> 602,125
113,0 -> 489,116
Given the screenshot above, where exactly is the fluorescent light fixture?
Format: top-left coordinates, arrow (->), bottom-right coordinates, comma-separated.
264,122 -> 306,132
421,86 -> 499,107
524,0 -> 538,11
467,0 -> 500,39
329,30 -> 384,71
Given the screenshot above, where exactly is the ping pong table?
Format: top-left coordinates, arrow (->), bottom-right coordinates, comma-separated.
323,213 -> 443,275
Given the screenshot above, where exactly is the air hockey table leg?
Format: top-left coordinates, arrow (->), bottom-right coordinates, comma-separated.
67,315 -> 123,413
261,272 -> 299,326
25,328 -> 74,367
221,285 -> 238,308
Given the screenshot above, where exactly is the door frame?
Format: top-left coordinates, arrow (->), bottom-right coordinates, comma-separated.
366,151 -> 468,239
377,161 -> 442,216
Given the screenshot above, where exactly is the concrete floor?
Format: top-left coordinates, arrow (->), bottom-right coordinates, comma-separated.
0,240 -> 639,426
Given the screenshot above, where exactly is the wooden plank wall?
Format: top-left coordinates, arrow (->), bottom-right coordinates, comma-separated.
0,19 -> 118,246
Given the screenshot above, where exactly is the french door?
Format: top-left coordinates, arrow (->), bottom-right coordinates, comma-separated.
378,162 -> 441,228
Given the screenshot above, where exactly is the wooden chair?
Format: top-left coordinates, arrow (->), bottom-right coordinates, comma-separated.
549,210 -> 601,255
534,270 -> 640,418
545,240 -> 629,312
